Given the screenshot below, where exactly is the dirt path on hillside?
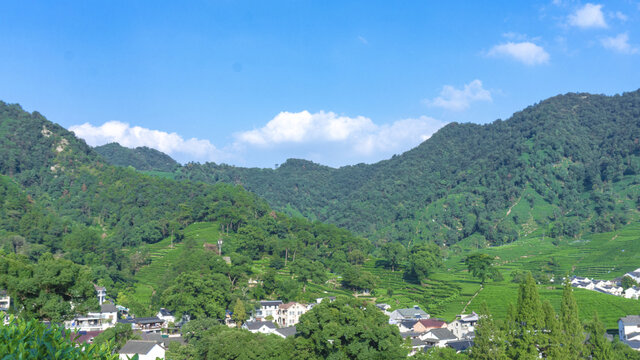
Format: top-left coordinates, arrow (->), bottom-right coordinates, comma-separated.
461,285 -> 483,314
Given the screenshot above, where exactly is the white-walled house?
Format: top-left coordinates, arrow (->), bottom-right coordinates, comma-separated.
625,287 -> 640,300
625,269 -> 640,284
65,303 -> 118,332
255,300 -> 283,320
119,340 -> 165,360
277,302 -> 308,327
447,313 -> 478,339
156,308 -> 175,327
619,315 -> 640,351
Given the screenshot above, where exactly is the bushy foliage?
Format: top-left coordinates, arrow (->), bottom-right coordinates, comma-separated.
0,316 -> 118,359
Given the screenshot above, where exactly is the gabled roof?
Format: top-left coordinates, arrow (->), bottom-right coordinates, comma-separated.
275,326 -> 297,338
400,319 -> 418,329
134,316 -> 164,324
119,340 -> 159,355
93,284 -> 106,291
417,319 -> 446,328
245,321 -> 276,330
426,328 -> 457,341
447,339 -> 474,351
158,308 -> 173,316
394,307 -> 429,319
279,302 -> 302,310
620,315 -> 640,326
411,338 -> 428,347
400,331 -> 421,338
260,300 -> 283,307
100,304 -> 117,313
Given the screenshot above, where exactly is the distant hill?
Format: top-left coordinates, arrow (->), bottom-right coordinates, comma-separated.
166,90 -> 640,246
94,143 -> 179,172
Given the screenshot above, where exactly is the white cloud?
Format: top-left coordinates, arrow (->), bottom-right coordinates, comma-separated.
488,42 -> 550,66
69,121 -> 228,163
612,11 -> 627,22
601,33 -> 638,54
234,111 -> 447,163
424,80 -> 492,111
357,35 -> 368,45
568,3 -> 607,28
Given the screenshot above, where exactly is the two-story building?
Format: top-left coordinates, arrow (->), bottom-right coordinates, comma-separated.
619,315 -> 640,351
65,303 -> 118,332
255,300 -> 283,320
447,312 -> 478,339
277,302 -> 308,327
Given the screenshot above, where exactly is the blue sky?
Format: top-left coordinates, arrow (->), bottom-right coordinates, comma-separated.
0,1 -> 638,167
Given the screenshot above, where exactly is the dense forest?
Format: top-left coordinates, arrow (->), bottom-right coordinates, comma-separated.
94,142 -> 179,172
106,90 -> 640,247
0,100 -> 372,321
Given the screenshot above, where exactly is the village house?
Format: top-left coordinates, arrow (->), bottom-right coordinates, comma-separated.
277,302 -> 308,327
625,269 -> 640,284
243,320 -> 277,334
118,340 -> 165,360
255,300 -> 283,320
117,316 -> 165,333
398,319 -> 418,333
156,308 -> 175,327
65,303 -> 118,332
419,328 -> 458,347
624,286 -> 640,300
447,313 -> 478,339
388,305 -> 429,324
0,290 -> 9,312
619,315 -> 640,351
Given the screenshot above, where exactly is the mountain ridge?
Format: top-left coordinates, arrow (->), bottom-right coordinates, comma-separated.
93,90 -> 640,246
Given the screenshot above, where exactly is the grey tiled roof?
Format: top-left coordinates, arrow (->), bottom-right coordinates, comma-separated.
119,340 -> 158,355
620,315 -> 640,326
427,328 -> 457,341
245,321 -> 276,330
275,326 -> 297,338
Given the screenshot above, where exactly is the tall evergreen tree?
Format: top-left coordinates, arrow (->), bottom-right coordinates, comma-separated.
509,273 -> 544,360
470,302 -> 506,360
541,300 -> 563,359
586,312 -> 613,360
560,280 -> 585,359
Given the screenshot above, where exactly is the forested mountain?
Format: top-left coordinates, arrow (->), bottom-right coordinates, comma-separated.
137,90 -> 640,246
0,101 -> 370,319
94,142 -> 179,172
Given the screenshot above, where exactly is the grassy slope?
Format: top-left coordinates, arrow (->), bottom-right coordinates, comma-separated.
130,220 -> 640,329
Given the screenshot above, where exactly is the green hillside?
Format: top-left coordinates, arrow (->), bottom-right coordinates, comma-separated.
94,142 -> 179,172
163,90 -> 640,247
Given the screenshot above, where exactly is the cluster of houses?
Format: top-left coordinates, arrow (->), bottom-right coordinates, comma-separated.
380,304 -> 477,355
64,286 -> 184,360
571,267 -> 640,299
240,297 -> 337,339
3,281 -> 640,357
